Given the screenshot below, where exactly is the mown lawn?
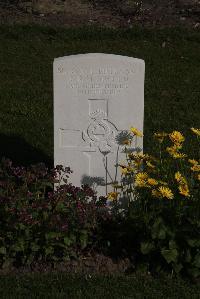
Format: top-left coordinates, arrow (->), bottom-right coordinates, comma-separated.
0,272 -> 199,299
0,25 -> 199,166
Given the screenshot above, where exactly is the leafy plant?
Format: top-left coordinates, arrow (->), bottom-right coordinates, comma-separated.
106,127 -> 200,278
0,159 -> 109,267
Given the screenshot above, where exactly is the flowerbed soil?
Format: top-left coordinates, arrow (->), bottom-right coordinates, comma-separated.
0,253 -> 133,276
0,0 -> 200,29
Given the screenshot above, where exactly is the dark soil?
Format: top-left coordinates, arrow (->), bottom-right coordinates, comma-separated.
0,254 -> 133,276
0,0 -> 200,28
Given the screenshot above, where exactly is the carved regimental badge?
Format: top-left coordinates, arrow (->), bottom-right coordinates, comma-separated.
82,109 -> 118,155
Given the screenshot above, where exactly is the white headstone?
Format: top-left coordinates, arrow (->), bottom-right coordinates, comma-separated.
54,53 -> 145,195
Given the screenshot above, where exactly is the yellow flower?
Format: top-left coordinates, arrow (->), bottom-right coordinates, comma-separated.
169,131 -> 185,144
146,161 -> 155,169
147,178 -> 158,186
171,152 -> 187,159
130,127 -> 143,137
175,171 -> 182,182
158,186 -> 174,199
154,132 -> 168,143
133,159 -> 143,167
191,165 -> 200,172
166,147 -> 176,156
189,159 -> 200,172
152,189 -> 161,198
175,171 -> 187,184
135,152 -> 146,159
120,165 -> 134,175
135,172 -> 148,180
107,192 -> 119,201
129,152 -> 148,169
178,184 -> 190,197
191,128 -> 200,137
135,172 -> 148,187
166,144 -> 182,155
197,174 -> 200,181
166,145 -> 186,159
120,167 -> 129,175
188,159 -> 198,165
158,180 -> 168,186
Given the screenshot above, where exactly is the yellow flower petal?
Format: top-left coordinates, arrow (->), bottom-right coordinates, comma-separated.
175,171 -> 187,184
146,161 -> 155,169
152,189 -> 161,198
135,172 -> 148,187
158,186 -> 174,199
191,128 -> 200,137
191,165 -> 200,172
147,178 -> 158,186
130,127 -> 143,137
169,131 -> 185,144
188,159 -> 198,165
178,184 -> 190,197
107,192 -> 119,201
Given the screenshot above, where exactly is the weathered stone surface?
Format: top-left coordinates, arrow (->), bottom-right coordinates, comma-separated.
54,53 -> 145,195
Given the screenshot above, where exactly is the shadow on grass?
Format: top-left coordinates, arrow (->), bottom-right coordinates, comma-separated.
0,133 -> 53,167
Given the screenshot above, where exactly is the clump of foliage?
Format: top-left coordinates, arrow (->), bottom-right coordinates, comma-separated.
0,159 -> 109,268
0,127 -> 199,279
106,127 -> 200,278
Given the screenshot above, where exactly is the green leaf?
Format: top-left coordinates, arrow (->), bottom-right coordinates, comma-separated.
18,223 -> 26,230
45,232 -> 61,240
55,202 -> 66,212
151,218 -> 167,240
188,267 -> 200,278
43,211 -> 49,220
64,237 -> 72,246
11,240 -> 25,252
45,246 -> 54,256
169,240 -> 177,250
185,249 -> 192,263
172,263 -> 183,274
2,259 -> 13,269
187,239 -> 200,248
80,233 -> 88,249
0,247 -> 6,255
31,243 -> 40,252
193,253 -> 200,268
141,242 -> 154,255
161,249 -> 178,264
157,229 -> 166,240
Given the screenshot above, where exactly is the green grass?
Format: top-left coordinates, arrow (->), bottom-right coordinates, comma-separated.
0,272 -> 199,299
0,25 -> 200,166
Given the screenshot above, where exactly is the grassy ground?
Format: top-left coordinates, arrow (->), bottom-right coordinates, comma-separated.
0,25 -> 200,166
0,272 -> 199,299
